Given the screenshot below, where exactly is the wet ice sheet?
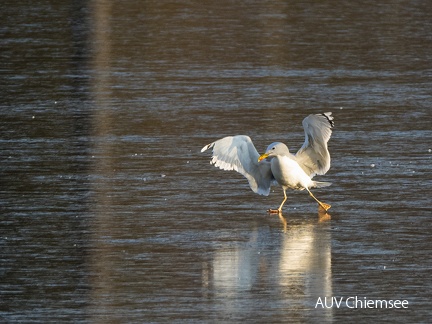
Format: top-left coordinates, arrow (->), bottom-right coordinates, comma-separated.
1,0 -> 432,323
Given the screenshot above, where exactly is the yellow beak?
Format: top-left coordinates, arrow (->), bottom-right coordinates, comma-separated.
258,153 -> 269,162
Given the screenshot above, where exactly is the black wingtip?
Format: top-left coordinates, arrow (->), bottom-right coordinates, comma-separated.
321,112 -> 334,128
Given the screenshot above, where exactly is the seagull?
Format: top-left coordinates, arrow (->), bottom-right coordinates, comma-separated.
201,112 -> 334,213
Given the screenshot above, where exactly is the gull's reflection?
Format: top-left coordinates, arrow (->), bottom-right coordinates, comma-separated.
279,208 -> 330,233
209,214 -> 332,320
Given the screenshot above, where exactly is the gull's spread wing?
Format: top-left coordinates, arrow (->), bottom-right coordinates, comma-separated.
295,112 -> 334,177
201,135 -> 273,195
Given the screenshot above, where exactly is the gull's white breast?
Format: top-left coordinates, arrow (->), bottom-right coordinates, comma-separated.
271,155 -> 312,190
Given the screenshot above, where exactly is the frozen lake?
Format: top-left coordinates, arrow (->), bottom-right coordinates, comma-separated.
1,0 -> 431,322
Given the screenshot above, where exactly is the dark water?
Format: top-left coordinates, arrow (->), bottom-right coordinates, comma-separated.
1,0 -> 431,323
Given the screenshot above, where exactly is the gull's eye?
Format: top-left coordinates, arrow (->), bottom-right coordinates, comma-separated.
272,147 -> 276,150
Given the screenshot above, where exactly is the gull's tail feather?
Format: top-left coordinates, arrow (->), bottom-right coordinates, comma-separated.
312,181 -> 332,188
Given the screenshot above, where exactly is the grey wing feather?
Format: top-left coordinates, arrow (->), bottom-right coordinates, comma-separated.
201,135 -> 273,195
295,112 -> 334,177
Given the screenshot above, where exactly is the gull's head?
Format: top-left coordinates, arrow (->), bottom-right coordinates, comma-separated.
258,142 -> 289,162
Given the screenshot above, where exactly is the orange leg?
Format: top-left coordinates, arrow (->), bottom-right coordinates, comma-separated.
268,189 -> 287,214
306,188 -> 331,212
